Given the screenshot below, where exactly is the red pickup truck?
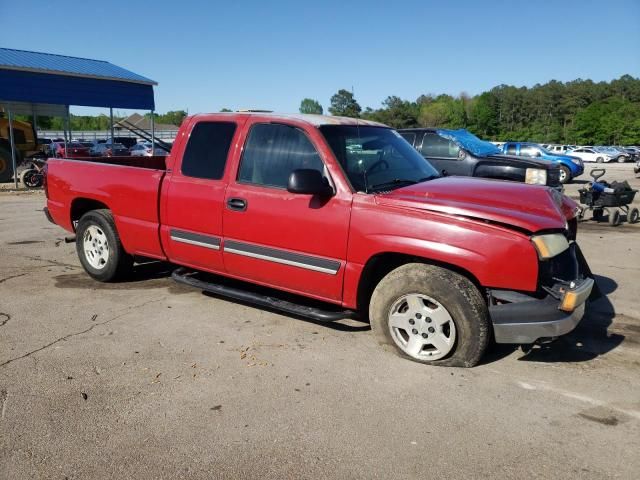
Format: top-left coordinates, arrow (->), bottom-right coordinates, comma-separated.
44,113 -> 595,367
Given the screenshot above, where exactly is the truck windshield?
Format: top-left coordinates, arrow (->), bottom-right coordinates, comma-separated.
437,129 -> 501,157
319,125 -> 439,193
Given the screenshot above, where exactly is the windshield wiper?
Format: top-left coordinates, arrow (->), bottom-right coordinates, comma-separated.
367,176 -> 436,193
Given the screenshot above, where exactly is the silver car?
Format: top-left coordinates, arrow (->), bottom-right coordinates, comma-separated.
130,142 -> 168,157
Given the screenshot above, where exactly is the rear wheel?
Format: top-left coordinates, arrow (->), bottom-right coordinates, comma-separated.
617,156 -> 626,163
629,208 -> 639,224
558,165 -> 571,184
75,209 -> 133,282
369,263 -> 489,367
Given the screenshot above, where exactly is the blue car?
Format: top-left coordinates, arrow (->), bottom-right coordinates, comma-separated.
500,142 -> 583,184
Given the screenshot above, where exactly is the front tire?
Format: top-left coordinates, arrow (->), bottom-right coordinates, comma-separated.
596,157 -> 604,163
75,209 -> 133,282
558,165 -> 571,184
369,263 -> 489,367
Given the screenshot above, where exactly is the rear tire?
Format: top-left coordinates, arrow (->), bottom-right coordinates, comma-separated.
617,156 -> 626,163
369,263 -> 489,367
75,209 -> 133,282
629,208 -> 639,224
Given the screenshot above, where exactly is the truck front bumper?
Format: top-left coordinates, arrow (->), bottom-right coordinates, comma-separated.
489,243 -> 595,344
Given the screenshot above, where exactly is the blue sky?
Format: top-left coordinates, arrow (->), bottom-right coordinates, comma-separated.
2,0 -> 639,116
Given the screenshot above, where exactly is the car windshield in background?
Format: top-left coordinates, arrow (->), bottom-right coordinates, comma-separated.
319,125 -> 439,193
111,144 -> 126,149
437,129 -> 502,157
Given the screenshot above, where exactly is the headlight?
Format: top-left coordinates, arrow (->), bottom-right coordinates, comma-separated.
570,158 -> 581,166
525,168 -> 547,185
531,233 -> 569,259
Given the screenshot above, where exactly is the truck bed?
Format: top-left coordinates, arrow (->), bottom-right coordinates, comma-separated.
45,156 -> 168,259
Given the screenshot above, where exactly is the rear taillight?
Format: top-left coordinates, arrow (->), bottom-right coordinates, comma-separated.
43,163 -> 49,198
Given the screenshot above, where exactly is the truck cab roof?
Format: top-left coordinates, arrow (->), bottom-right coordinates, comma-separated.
189,112 -> 387,128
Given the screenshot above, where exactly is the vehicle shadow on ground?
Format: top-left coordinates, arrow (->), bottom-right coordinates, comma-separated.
53,260 -> 178,291
518,274 -> 623,363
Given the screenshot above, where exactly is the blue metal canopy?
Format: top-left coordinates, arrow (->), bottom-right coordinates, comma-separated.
0,48 -> 156,110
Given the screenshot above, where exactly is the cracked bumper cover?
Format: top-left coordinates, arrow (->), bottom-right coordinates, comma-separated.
489,243 -> 595,344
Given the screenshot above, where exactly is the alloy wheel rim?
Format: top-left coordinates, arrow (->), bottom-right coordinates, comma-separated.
83,225 -> 109,269
387,293 -> 456,361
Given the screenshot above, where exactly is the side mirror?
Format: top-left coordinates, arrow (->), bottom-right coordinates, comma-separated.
287,169 -> 334,196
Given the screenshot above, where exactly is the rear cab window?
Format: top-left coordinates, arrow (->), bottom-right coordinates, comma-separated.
181,121 -> 237,180
237,123 -> 324,188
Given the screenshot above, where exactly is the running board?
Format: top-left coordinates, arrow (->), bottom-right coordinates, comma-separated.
171,267 -> 357,322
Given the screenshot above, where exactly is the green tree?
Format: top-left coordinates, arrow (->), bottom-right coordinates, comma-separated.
220,108 -> 233,112
299,98 -> 323,114
328,89 -> 361,118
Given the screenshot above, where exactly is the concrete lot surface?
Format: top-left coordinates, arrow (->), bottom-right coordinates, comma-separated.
1,164 -> 639,479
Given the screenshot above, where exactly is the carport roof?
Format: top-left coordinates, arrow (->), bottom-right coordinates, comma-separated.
0,47 -> 156,110
0,48 -> 156,85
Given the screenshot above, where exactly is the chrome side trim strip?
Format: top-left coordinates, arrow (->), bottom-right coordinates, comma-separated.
171,236 -> 220,250
170,229 -> 220,250
224,241 -> 340,275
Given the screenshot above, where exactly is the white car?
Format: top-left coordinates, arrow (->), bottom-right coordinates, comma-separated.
130,142 -> 168,157
566,147 -> 615,163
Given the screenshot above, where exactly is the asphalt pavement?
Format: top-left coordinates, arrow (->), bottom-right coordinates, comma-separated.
1,163 -> 639,479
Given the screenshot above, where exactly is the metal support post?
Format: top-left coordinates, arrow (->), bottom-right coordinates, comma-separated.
7,106 -> 18,189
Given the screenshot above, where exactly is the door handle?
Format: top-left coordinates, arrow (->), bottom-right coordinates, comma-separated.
227,197 -> 247,211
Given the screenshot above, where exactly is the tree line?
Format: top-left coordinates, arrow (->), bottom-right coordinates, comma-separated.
301,75 -> 640,144
12,76 -> 640,144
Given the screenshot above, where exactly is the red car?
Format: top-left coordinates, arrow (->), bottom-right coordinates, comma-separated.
43,113 -> 595,367
52,142 -> 91,158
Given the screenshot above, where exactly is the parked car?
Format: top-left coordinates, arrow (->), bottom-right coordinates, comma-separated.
499,142 -> 583,184
130,142 -> 169,157
546,145 -> 577,154
567,147 -> 618,163
90,143 -> 129,157
399,128 -> 562,188
596,147 -> 629,163
625,147 -> 640,161
44,112 -> 594,367
53,142 -> 91,158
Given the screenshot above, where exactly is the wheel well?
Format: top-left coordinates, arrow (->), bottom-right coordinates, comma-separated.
356,252 -> 484,314
70,198 -> 110,228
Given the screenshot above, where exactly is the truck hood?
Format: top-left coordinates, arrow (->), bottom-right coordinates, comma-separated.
376,177 -> 576,233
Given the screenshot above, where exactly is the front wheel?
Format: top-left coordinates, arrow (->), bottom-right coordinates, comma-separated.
596,157 -> 604,163
369,263 -> 489,367
629,208 -> 639,224
617,156 -> 626,163
76,209 -> 133,282
558,165 -> 571,184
